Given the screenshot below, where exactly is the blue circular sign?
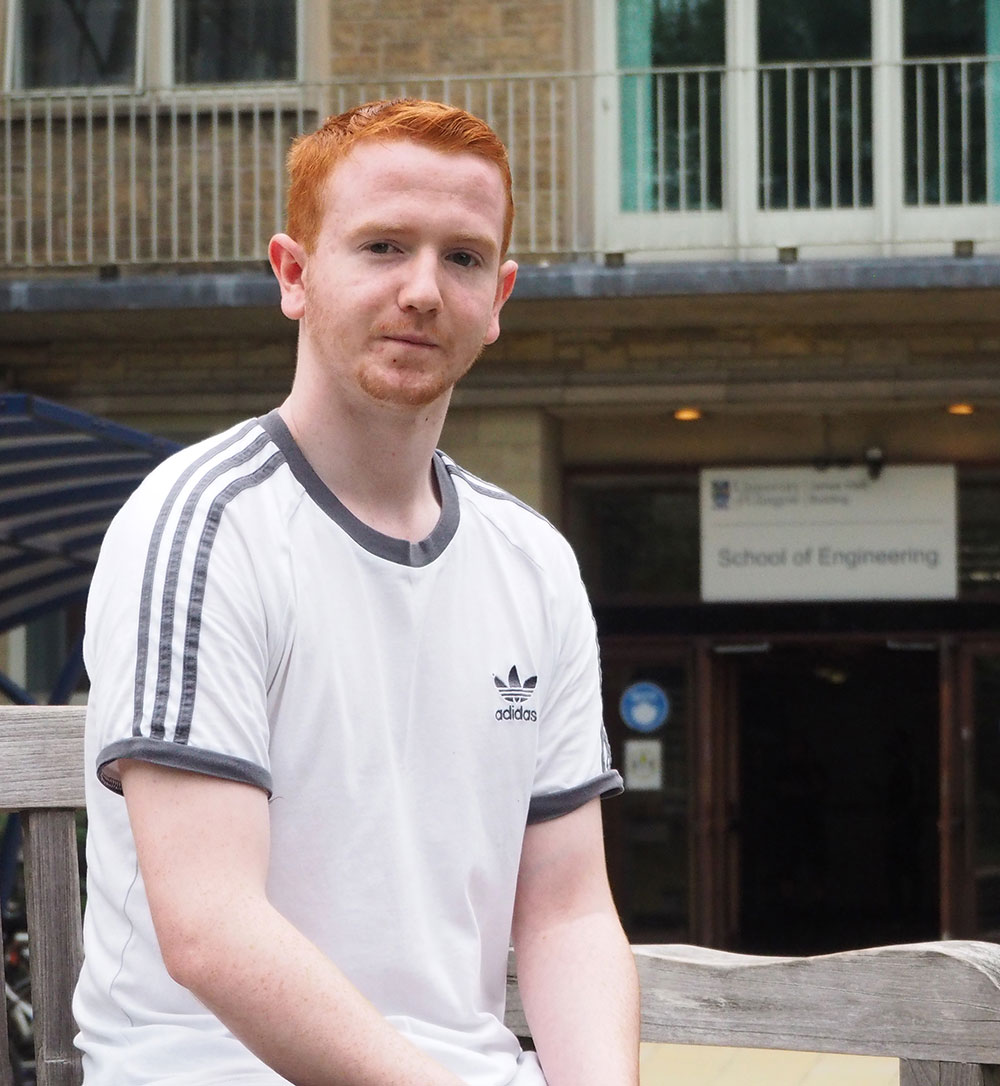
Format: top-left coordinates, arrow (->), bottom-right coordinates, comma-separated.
619,682 -> 670,733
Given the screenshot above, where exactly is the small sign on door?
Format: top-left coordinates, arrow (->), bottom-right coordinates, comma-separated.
624,738 -> 663,791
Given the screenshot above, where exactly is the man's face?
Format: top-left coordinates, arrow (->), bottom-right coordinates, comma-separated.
288,138 -> 517,411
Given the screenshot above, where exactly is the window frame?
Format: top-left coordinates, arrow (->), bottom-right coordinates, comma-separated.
154,0 -> 303,88
3,0 -> 147,93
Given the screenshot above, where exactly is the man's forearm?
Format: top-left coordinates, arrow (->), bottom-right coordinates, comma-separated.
514,908 -> 640,1086
168,895 -> 465,1086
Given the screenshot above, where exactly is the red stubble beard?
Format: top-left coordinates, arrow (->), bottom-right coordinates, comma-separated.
361,325 -> 484,408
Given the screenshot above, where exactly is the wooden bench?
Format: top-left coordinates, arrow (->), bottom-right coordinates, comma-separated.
4,704 -> 1000,1086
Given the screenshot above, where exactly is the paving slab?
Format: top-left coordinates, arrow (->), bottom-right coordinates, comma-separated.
641,1044 -> 898,1086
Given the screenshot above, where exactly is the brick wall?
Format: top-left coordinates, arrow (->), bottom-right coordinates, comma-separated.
327,0 -> 570,79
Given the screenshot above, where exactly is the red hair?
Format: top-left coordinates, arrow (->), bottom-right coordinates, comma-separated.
285,98 -> 514,256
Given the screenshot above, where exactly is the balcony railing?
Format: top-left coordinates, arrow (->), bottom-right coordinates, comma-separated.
1,60 -> 997,271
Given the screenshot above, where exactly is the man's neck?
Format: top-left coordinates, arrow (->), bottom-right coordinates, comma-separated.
277,384 -> 449,544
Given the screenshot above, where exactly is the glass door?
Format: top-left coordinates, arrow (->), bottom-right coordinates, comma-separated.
600,641 -> 693,943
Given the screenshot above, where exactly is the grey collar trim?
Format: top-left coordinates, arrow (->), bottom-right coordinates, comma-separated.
259,410 -> 459,567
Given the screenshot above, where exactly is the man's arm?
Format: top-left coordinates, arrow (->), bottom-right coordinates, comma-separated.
511,797 -> 640,1085
119,760 -> 465,1086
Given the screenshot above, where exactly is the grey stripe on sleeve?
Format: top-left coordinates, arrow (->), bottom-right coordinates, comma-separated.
526,770 -> 624,824
97,737 -> 273,797
132,421 -> 259,736
173,452 -> 285,744
147,433 -> 274,740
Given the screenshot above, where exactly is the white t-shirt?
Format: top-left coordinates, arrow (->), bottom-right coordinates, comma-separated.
74,411 -> 621,1085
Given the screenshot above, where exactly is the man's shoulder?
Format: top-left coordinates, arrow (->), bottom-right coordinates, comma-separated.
441,454 -> 547,524
439,453 -> 578,567
123,417 -> 281,511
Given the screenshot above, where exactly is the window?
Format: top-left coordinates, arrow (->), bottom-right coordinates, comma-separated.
9,0 -> 139,89
568,475 -> 701,600
173,0 -> 297,84
617,0 -> 725,212
903,0 -> 999,204
757,0 -> 874,209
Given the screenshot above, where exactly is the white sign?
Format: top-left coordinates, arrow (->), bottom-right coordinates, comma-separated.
624,739 -> 663,791
700,465 -> 957,602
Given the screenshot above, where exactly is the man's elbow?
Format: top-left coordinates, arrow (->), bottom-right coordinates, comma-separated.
151,903 -> 244,995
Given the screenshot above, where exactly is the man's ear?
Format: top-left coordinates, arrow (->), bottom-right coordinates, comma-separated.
268,233 -> 308,321
484,259 -> 518,346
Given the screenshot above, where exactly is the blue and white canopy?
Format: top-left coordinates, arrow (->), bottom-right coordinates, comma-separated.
0,394 -> 180,701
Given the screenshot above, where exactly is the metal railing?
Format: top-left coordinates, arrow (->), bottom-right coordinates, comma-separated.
1,60 -> 997,270
758,60 -> 873,211
904,55 -> 997,206
618,65 -> 725,213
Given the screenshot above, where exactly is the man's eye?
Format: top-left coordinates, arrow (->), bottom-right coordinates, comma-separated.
367,242 -> 396,254
449,251 -> 478,268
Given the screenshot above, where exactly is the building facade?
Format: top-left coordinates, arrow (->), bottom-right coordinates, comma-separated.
2,0 -> 999,955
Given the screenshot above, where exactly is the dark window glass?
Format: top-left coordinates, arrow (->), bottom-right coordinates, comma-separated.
569,477 -> 700,600
175,0 -> 296,84
18,0 -> 137,88
758,0 -> 871,63
959,472 -> 1000,595
905,0 -> 985,56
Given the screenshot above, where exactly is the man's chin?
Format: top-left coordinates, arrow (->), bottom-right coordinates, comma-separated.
358,361 -> 473,410
359,373 -> 452,410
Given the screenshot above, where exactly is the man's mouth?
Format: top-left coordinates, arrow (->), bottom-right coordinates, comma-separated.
382,332 -> 438,349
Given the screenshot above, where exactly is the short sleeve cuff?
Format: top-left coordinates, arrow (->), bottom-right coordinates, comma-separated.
526,770 -> 624,824
97,737 -> 273,797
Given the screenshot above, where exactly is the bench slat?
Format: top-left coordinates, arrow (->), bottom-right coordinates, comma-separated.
633,942 -> 1000,1064
0,708 -> 86,810
22,810 -> 84,1086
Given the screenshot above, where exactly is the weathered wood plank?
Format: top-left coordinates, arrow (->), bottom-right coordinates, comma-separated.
901,1061 -> 1000,1086
632,943 -> 1000,1063
22,809 -> 84,1086
0,708 -> 86,809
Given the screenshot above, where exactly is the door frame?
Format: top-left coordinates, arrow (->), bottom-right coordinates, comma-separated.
947,637 -> 1000,938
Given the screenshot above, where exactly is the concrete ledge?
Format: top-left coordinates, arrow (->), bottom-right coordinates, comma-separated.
2,256 -> 1000,314
514,256 -> 1000,299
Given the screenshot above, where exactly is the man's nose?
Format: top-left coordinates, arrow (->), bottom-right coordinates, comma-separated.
398,250 -> 443,312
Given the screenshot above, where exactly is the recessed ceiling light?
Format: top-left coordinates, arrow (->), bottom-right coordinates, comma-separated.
947,403 -> 974,416
674,407 -> 702,421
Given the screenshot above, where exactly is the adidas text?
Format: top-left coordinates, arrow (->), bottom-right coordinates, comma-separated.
496,705 -> 538,722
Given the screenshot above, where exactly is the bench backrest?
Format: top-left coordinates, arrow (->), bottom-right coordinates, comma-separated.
4,704 -> 1000,1086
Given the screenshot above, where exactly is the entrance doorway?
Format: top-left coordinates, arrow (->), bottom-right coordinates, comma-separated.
734,641 -> 940,954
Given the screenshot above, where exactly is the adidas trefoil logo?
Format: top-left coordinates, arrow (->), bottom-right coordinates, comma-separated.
494,666 -> 538,722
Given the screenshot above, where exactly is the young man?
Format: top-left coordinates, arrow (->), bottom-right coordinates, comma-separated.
74,99 -> 639,1086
